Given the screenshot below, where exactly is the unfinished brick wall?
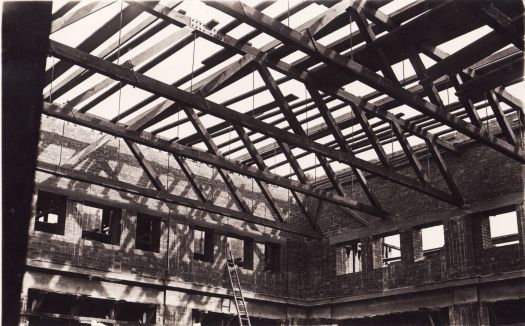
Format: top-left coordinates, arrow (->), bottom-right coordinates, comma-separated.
299,132 -> 524,300
24,116 -> 525,324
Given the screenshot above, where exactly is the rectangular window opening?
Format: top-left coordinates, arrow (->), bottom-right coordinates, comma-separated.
135,214 -> 161,252
81,203 -> 121,245
227,236 -> 253,270
382,234 -> 401,266
489,210 -> 519,247
263,242 -> 280,273
336,241 -> 362,275
193,228 -> 214,262
421,224 -> 445,258
34,190 -> 67,235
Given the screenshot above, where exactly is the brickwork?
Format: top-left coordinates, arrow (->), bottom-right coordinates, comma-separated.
23,117 -> 525,324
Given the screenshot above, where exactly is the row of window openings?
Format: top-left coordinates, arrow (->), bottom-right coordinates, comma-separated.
337,211 -> 519,275
35,191 -> 281,271
35,191 -> 161,252
193,229 -> 280,273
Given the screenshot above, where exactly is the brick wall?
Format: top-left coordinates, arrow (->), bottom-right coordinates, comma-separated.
25,116 -> 525,323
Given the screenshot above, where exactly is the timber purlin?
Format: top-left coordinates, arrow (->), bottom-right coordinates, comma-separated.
38,0 -> 523,274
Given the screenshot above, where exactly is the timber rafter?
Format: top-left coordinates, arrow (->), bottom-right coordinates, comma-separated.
42,0 -> 524,236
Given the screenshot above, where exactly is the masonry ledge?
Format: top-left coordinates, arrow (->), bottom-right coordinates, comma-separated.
26,259 -> 524,309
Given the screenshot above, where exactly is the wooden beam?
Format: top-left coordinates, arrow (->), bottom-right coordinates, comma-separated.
47,40 -> 461,206
307,86 -> 382,208
206,1 -> 524,164
448,73 -> 482,127
137,1 -> 456,156
422,29 -> 512,83
35,161 -> 318,238
291,191 -> 322,234
408,49 -> 443,107
258,63 -> 351,198
425,139 -> 463,205
63,26 -> 193,111
44,102 -> 387,215
177,2 -> 457,155
391,121 -> 427,183
349,8 -> 399,84
235,125 -> 301,225
77,27 -> 195,114
125,140 -> 166,191
46,14 -> 168,101
456,55 -> 524,100
182,106 -> 251,213
45,5 -> 142,85
278,141 -> 308,184
194,55 -> 254,97
51,1 -> 116,33
478,2 -> 524,50
62,134 -> 111,168
240,122 -> 318,228
485,90 -> 517,145
172,155 -> 208,203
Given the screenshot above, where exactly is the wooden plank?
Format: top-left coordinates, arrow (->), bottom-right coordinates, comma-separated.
47,40 -> 462,206
206,1 -> 524,164
35,161 -> 318,237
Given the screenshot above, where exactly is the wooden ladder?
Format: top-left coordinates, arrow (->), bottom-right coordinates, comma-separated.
226,248 -> 252,326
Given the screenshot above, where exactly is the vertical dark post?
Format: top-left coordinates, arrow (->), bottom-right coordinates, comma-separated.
2,2 -> 52,324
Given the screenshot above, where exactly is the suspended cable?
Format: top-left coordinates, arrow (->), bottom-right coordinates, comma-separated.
166,152 -> 170,188
251,64 -> 256,211
349,10 -> 353,61
287,0 -> 290,28
190,33 -> 197,92
485,93 -> 489,130
57,119 -> 66,170
49,56 -> 55,103
115,0 -> 125,166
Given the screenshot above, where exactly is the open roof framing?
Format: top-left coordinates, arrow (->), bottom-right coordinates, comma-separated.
43,0 -> 524,238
